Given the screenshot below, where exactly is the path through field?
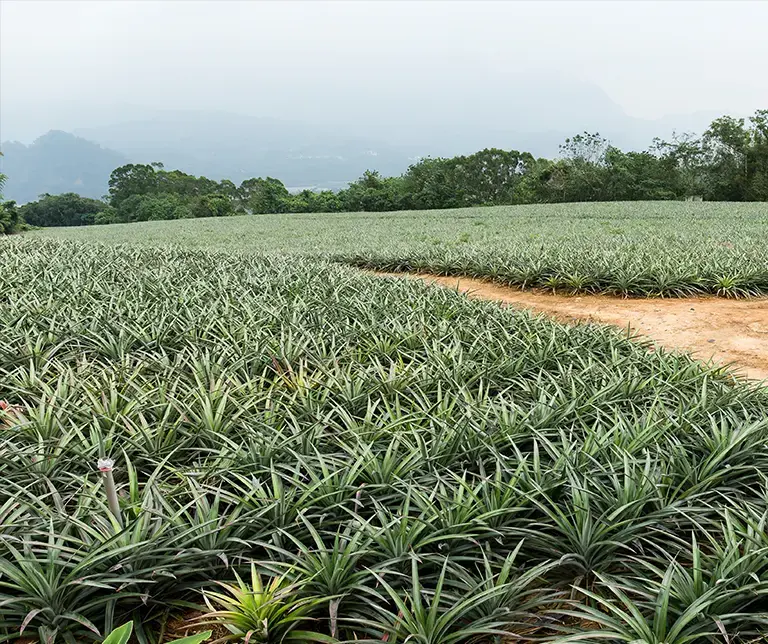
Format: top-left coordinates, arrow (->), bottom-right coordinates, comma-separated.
376,272 -> 768,382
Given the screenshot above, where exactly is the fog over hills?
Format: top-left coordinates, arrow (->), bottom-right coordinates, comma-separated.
0,132 -> 128,204
2,1 -> 762,203
0,78 -> 727,203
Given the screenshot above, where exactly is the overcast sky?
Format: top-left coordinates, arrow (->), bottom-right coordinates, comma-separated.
2,0 -> 767,142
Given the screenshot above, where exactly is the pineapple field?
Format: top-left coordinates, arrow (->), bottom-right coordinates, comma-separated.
32,201 -> 768,297
3,201 -> 768,643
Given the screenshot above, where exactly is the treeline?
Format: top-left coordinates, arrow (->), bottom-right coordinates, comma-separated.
6,110 -> 768,229
0,171 -> 22,234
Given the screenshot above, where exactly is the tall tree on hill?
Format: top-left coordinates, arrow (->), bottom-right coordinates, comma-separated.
108,163 -> 161,206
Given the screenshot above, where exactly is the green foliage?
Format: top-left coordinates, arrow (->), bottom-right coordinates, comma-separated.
37,201 -> 768,298
2,237 -> 768,642
102,622 -> 133,644
19,192 -> 110,227
0,200 -> 21,235
201,564 -> 335,643
108,163 -> 162,206
171,633 -> 215,644
402,157 -> 460,209
331,111 -> 768,210
106,165 -> 238,223
339,170 -> 409,212
287,189 -> 342,213
114,193 -> 192,223
193,193 -> 234,218
238,176 -> 291,214
34,109 -> 765,227
102,621 -> 211,644
0,172 -> 22,235
347,149 -> 537,212
358,557 -> 527,644
658,109 -> 768,201
530,133 -> 681,203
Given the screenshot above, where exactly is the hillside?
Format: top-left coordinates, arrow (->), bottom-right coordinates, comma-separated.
74,110 -> 418,190
1,80 -> 725,200
69,102 -> 720,187
0,131 -> 128,204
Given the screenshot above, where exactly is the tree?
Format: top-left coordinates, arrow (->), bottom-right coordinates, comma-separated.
560,132 -> 611,164
452,148 -> 535,206
113,193 -> 192,223
309,189 -> 342,212
603,148 -> 677,201
192,193 -> 234,218
282,189 -> 343,213
0,169 -> 21,234
157,169 -> 219,197
551,133 -> 612,201
655,111 -> 768,202
19,193 -> 109,227
38,107 -> 767,231
217,179 -> 240,200
512,157 -> 553,204
403,150 -> 537,209
108,163 -> 160,206
107,163 -> 242,220
745,110 -> 768,201
341,171 -> 407,212
701,116 -> 750,200
238,177 -> 290,214
404,157 -> 460,210
652,133 -> 707,199
0,200 -> 20,234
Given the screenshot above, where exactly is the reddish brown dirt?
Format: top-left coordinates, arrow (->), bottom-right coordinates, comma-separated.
377,272 -> 768,383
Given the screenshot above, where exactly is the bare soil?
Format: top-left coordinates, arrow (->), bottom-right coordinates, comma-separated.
376,272 -> 768,383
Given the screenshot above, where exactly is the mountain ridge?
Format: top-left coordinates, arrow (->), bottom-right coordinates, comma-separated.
1,96 -> 730,204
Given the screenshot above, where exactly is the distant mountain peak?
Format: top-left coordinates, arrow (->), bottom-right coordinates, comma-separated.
1,130 -> 128,204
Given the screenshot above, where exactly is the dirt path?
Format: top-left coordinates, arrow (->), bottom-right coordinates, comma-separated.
376,272 -> 768,382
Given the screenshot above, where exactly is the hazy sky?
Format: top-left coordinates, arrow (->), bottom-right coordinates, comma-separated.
2,0 -> 767,142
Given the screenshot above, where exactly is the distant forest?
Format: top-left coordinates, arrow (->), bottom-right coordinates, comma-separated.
2,110 -> 767,230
